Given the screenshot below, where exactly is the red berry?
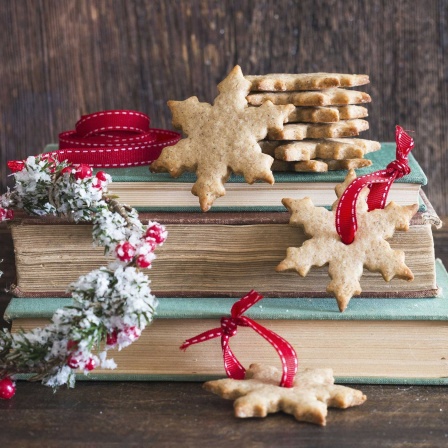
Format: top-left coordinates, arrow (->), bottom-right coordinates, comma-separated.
84,357 -> 96,371
106,330 -> 118,347
61,166 -> 73,176
115,241 -> 136,262
0,377 -> 16,400
92,179 -> 103,189
74,164 -> 93,180
67,340 -> 78,351
136,254 -> 152,268
67,354 -> 80,369
145,223 -> 167,244
0,208 -> 14,221
143,238 -> 157,251
7,160 -> 25,173
96,171 -> 108,181
123,326 -> 141,341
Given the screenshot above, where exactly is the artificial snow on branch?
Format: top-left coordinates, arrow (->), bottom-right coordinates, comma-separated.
0,155 -> 166,396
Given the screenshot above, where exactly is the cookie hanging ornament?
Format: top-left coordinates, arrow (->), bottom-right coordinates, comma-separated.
180,291 -> 366,425
277,126 -> 418,311
204,363 -> 366,426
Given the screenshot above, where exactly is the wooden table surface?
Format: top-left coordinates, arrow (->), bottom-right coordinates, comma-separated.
0,221 -> 447,447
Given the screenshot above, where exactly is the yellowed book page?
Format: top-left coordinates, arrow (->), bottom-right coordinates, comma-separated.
12,223 -> 436,296
13,319 -> 448,380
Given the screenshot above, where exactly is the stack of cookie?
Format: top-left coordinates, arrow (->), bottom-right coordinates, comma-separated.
245,73 -> 381,172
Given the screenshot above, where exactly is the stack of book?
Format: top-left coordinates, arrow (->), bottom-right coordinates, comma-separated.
5,141 -> 446,384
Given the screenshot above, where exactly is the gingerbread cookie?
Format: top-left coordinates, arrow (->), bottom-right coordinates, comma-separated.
204,363 -> 367,425
150,66 -> 293,212
245,73 -> 369,91
272,158 -> 372,172
324,159 -> 372,170
271,139 -> 381,161
247,88 -> 371,107
276,170 -> 418,311
287,105 -> 368,123
268,119 -> 369,140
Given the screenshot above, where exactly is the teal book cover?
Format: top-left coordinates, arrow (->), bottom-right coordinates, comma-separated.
5,260 -> 447,322
45,142 -> 427,186
5,260 -> 448,385
43,142 -> 427,213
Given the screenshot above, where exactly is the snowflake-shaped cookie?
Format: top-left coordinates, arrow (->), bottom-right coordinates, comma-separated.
204,363 -> 366,425
150,66 -> 294,211
276,170 -> 418,311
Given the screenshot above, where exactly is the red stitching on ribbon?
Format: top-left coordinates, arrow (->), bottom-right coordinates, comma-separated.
335,125 -> 414,245
180,290 -> 298,388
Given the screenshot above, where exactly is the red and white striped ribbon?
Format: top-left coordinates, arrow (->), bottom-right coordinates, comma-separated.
56,110 -> 180,167
335,125 -> 414,245
8,110 -> 181,170
180,290 -> 298,388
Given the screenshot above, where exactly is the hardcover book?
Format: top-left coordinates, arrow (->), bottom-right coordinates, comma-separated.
10,196 -> 438,299
6,260 -> 448,385
44,143 -> 426,211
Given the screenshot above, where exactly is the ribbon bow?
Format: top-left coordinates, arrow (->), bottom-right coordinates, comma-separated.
335,125 -> 414,245
180,290 -> 298,388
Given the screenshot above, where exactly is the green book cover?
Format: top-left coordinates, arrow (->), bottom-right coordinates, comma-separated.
44,143 -> 427,186
4,260 -> 447,322
5,260 -> 448,385
5,259 -> 448,385
42,143 -> 427,213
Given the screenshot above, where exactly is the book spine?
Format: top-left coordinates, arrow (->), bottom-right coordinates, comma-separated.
10,285 -> 441,299
10,210 -> 430,226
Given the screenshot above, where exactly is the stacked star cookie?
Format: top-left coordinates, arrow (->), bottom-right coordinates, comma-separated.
245,73 -> 381,172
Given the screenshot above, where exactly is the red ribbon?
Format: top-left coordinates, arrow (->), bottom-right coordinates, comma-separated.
9,110 -> 180,171
57,110 -> 180,167
180,290 -> 298,388
335,125 -> 414,245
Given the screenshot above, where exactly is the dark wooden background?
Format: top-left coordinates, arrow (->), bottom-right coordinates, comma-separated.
1,0 -> 447,214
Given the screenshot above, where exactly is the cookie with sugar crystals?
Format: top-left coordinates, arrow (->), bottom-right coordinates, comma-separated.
268,119 -> 369,140
245,73 -> 369,91
204,363 -> 367,425
247,89 -> 371,107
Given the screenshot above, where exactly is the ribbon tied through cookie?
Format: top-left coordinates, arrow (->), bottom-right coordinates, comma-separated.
8,110 -> 180,171
335,125 -> 414,245
180,290 -> 298,388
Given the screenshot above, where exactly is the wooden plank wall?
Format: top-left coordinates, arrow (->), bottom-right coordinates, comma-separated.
1,0 -> 447,213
